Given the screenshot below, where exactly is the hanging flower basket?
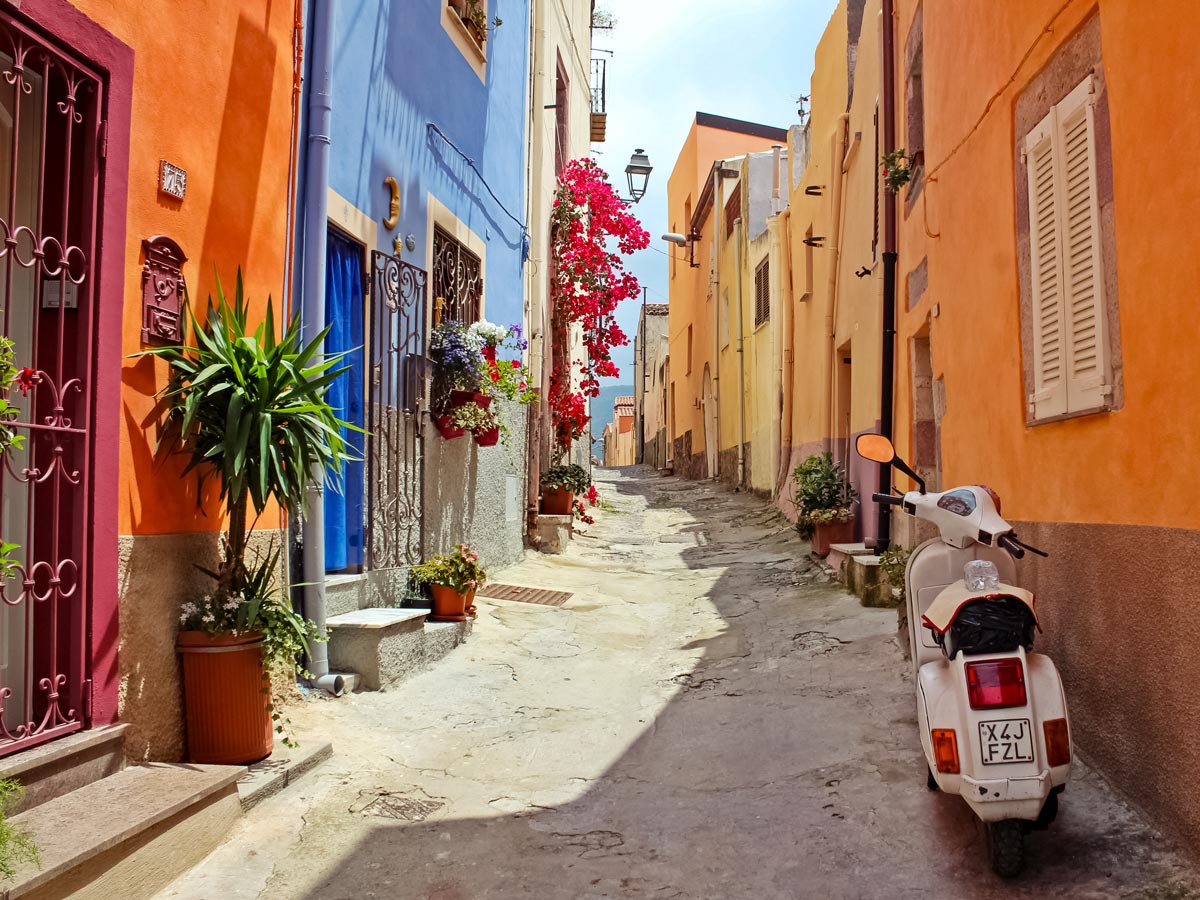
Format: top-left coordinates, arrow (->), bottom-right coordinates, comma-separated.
434,414 -> 466,440
473,426 -> 500,447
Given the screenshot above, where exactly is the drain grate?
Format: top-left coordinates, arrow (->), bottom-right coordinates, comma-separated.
478,583 -> 573,607
352,791 -> 445,822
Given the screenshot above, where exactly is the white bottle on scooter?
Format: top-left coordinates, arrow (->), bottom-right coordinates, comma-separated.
856,434 -> 1072,878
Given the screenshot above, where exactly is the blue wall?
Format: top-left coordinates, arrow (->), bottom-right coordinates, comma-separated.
308,0 -> 530,327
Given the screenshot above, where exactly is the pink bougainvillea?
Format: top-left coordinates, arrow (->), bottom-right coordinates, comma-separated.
549,158 -> 650,453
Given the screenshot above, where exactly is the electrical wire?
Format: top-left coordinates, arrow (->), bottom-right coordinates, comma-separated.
426,122 -> 531,260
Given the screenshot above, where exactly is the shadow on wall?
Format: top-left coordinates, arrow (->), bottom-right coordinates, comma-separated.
278,473 -> 1181,898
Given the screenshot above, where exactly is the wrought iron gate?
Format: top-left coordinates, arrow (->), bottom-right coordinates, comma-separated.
0,14 -> 103,756
367,251 -> 427,570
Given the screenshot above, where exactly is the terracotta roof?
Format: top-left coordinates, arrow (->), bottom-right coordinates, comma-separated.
614,396 -> 634,406
644,304 -> 669,316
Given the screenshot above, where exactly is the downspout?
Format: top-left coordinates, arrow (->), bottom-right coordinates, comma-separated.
823,115 -> 850,449
709,164 -> 722,480
773,207 -> 794,499
524,5 -> 542,544
733,214 -> 747,490
768,145 -> 784,499
300,0 -> 343,695
283,0 -> 305,318
878,0 -> 898,549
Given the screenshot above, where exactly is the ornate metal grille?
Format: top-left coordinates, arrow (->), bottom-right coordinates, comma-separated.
0,13 -> 104,757
431,226 -> 481,324
368,252 -> 427,570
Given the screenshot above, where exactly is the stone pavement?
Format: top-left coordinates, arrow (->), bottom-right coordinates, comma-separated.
155,467 -> 1200,899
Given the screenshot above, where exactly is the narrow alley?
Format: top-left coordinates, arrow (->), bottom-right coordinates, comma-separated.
157,469 -> 1199,900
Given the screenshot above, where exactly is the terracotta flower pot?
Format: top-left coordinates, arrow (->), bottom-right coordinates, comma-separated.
811,518 -> 856,558
541,486 -> 574,515
430,584 -> 472,623
177,630 -> 273,765
434,414 -> 466,440
473,426 -> 500,447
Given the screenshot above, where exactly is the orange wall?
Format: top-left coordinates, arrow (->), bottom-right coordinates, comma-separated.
893,0 -> 1199,530
666,120 -> 787,455
68,2 -> 296,535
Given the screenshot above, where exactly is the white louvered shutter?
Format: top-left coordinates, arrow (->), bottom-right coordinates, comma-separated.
1055,75 -> 1109,412
1024,108 -> 1067,419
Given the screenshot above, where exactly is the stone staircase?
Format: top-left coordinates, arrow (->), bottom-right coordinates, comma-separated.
831,543 -> 900,608
0,726 -> 243,900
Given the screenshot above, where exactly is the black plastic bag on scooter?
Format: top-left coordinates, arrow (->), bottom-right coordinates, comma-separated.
937,597 -> 1037,658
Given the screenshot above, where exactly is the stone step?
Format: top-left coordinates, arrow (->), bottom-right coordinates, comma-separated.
846,554 -> 900,608
327,608 -> 470,692
324,571 -> 410,618
0,725 -> 128,815
535,514 -> 572,554
6,762 -> 243,900
237,740 -> 333,811
827,542 -> 875,580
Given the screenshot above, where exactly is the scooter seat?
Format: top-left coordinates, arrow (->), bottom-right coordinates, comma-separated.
922,580 -> 1039,634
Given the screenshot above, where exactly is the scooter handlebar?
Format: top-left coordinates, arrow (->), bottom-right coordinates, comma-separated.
872,492 -> 905,507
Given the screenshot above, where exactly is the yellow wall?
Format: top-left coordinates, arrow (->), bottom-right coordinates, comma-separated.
666,119 -> 790,476
781,0 -> 885,534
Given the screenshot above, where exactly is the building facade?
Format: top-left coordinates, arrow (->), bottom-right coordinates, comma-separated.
888,0 -> 1200,851
601,395 -> 634,466
664,113 -> 788,482
633,303 -> 669,467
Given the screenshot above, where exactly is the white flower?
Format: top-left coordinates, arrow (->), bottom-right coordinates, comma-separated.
202,613 -> 215,624
224,597 -> 241,611
468,321 -> 508,346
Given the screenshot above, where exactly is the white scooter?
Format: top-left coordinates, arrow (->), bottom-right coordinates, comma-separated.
856,434 -> 1071,878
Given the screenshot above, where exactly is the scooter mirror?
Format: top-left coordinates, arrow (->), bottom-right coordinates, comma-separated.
856,433 -> 896,464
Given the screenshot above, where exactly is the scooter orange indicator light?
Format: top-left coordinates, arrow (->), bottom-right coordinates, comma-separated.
932,729 -> 960,774
1044,718 -> 1071,767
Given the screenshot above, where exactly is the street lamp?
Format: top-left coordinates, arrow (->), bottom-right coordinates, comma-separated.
624,149 -> 652,203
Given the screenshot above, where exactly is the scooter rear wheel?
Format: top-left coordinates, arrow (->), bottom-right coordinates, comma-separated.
926,766 -> 938,791
986,820 -> 1025,879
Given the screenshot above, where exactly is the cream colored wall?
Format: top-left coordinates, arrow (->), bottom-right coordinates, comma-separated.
526,0 -> 594,456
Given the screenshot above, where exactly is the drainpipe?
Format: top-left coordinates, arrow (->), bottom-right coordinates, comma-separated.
768,146 -> 784,499
710,164 -> 722,480
878,0 -> 898,550
733,214 -> 747,491
299,0 -> 343,695
772,207 -> 794,499
823,115 -> 850,449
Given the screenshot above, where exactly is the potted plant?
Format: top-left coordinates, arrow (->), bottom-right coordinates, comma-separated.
413,544 -> 487,622
429,319 -> 485,427
792,452 -> 858,557
881,148 -> 913,193
540,463 -> 591,516
451,401 -> 505,447
143,272 -> 354,764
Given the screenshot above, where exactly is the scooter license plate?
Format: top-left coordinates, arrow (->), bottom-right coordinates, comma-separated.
978,718 -> 1034,765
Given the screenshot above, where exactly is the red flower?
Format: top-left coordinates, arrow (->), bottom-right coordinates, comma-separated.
490,368 -> 500,382
16,367 -> 36,396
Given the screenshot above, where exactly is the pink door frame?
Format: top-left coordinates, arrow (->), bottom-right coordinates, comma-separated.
18,0 -> 132,732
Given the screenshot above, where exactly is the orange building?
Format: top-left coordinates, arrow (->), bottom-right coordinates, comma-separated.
665,113 -> 789,480
8,1 -> 296,768
888,0 -> 1200,850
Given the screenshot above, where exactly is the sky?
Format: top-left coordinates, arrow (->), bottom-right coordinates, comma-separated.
592,0 -> 839,386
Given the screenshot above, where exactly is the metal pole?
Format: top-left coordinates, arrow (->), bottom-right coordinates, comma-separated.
878,0 -> 898,550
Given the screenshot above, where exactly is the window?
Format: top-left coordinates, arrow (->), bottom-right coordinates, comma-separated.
801,225 -> 814,301
1022,74 -> 1109,421
670,221 -> 677,279
754,259 -> 770,327
555,55 -> 569,176
724,184 -> 741,238
442,0 -> 490,80
904,5 -> 925,200
431,225 -> 482,323
686,324 -> 693,374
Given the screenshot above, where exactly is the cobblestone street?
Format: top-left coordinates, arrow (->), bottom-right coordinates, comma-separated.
158,469 -> 1200,900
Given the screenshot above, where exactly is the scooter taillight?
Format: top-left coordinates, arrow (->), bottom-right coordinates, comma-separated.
965,658 -> 1027,710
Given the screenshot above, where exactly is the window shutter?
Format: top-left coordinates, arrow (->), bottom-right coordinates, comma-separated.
754,259 -> 770,326
1024,108 -> 1067,419
1055,75 -> 1108,412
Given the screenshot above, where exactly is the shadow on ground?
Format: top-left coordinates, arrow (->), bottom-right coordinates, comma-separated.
282,469 -> 1199,900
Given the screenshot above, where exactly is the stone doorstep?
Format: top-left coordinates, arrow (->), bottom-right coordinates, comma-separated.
535,514 -> 572,555
0,724 -> 129,815
326,608 -> 428,630
237,740 -> 333,811
5,762 -> 244,900
828,542 -> 874,582
846,554 -> 883,596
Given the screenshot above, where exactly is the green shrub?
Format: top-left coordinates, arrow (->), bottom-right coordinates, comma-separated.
791,452 -> 857,538
0,779 -> 38,879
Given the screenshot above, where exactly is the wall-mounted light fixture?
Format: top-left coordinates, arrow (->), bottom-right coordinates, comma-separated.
804,185 -> 825,196
802,235 -> 826,248
661,231 -> 701,268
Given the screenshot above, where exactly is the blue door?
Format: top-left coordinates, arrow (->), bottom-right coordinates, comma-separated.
324,230 -> 366,573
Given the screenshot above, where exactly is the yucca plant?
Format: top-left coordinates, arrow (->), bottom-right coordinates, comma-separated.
142,270 -> 356,606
